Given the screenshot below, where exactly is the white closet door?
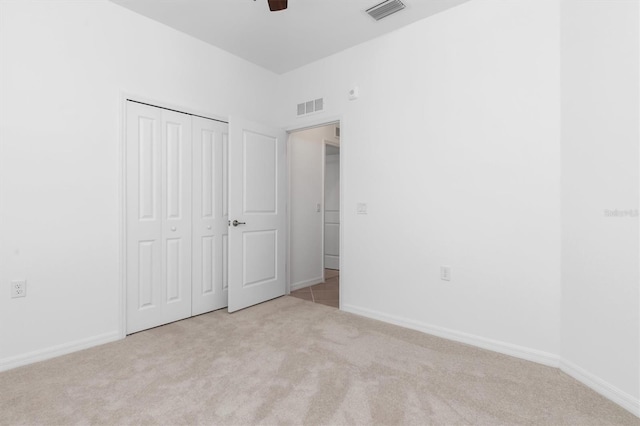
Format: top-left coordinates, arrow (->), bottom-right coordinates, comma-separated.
191,116 -> 229,315
126,102 -> 162,333
228,117 -> 287,313
161,109 -> 193,324
126,102 -> 192,334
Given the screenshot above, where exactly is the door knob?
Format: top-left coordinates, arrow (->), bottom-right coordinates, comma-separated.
232,220 -> 246,227
171,227 -> 176,232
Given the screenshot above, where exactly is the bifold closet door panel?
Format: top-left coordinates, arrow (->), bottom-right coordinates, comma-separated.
192,116 -> 229,315
126,102 -> 193,334
161,109 -> 193,324
126,102 -> 163,334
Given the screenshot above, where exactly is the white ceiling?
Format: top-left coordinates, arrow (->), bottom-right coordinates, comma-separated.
109,0 -> 471,74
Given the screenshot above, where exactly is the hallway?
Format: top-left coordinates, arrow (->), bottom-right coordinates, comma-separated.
290,269 -> 339,308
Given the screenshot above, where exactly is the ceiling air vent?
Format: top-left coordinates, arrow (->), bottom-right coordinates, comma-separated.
297,98 -> 324,116
366,0 -> 406,21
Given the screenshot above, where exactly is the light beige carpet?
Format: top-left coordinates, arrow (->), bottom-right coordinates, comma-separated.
0,296 -> 638,425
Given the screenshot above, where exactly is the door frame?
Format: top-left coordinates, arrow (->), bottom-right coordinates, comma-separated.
118,93 -> 228,339
285,117 -> 344,309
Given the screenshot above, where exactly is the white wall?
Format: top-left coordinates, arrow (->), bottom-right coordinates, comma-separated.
561,0 -> 640,411
0,0 -> 278,368
280,0 -> 640,414
280,0 -> 562,361
288,126 -> 339,289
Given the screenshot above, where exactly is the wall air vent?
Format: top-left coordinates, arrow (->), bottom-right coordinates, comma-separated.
297,98 -> 324,116
366,0 -> 405,21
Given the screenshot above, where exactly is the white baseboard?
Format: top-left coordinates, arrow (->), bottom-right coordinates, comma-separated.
341,303 -> 640,418
560,359 -> 640,418
342,303 -> 560,367
0,331 -> 121,373
290,277 -> 324,291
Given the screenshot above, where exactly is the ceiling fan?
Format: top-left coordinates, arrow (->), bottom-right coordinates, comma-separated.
259,0 -> 288,12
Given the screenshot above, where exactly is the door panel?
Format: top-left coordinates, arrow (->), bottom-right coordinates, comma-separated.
166,122 -> 183,218
201,236 -> 214,294
126,103 -> 192,333
243,132 -> 277,213
137,240 -> 158,310
222,234 -> 229,290
229,117 -> 287,312
160,110 -> 192,323
222,134 -> 229,217
192,116 -> 229,315
127,102 -> 163,333
243,230 -> 277,286
137,116 -> 157,221
166,238 -> 182,301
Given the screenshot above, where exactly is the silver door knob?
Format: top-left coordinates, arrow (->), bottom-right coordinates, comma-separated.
232,220 -> 246,227
207,225 -> 212,230
171,227 -> 176,231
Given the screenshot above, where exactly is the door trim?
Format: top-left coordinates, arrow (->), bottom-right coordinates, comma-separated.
118,93 -> 228,338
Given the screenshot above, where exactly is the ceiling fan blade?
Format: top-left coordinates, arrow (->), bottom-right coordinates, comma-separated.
267,0 -> 287,11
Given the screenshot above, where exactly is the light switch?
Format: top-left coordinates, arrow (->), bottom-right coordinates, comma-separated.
441,266 -> 451,282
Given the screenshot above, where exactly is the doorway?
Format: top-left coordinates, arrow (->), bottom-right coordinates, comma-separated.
323,142 -> 340,271
288,123 -> 341,308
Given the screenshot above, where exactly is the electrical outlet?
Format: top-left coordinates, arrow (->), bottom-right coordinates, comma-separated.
11,280 -> 26,298
440,266 -> 451,282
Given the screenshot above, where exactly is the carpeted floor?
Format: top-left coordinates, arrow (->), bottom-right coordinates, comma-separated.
0,296 -> 638,425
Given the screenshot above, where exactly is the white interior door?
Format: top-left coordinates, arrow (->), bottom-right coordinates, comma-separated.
191,117 -> 229,315
228,117 -> 287,312
126,102 -> 192,334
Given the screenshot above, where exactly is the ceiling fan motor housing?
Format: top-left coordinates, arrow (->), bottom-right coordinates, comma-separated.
268,0 -> 288,11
